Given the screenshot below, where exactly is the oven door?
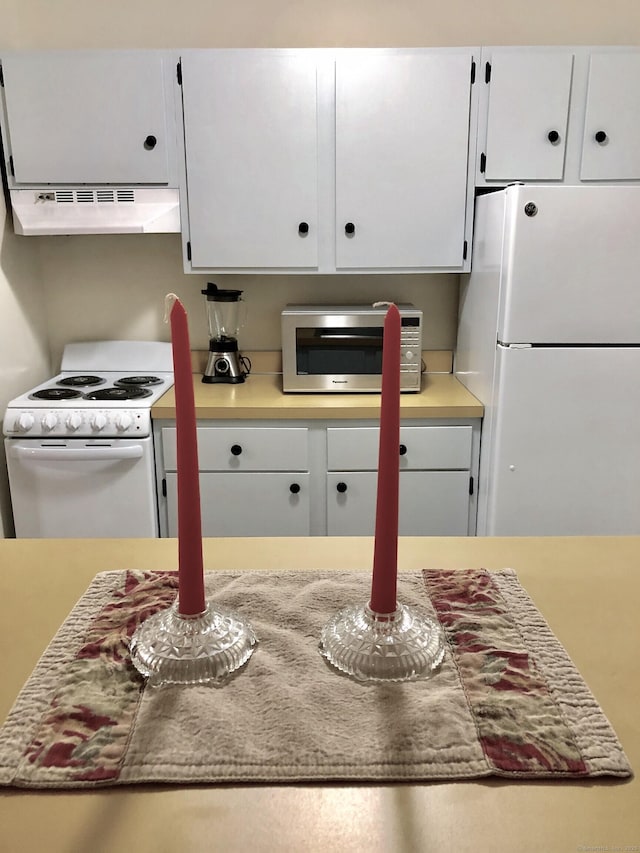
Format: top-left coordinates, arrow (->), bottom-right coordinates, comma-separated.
283,318 -> 385,392
5,437 -> 159,538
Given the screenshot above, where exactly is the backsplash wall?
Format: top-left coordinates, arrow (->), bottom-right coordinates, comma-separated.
38,234 -> 459,370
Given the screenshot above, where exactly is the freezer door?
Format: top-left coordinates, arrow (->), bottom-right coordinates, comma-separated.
481,345 -> 640,535
499,185 -> 640,344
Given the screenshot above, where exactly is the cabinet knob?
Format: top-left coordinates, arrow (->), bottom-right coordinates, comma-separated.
289,483 -> 301,494
144,135 -> 158,150
344,222 -> 356,236
594,130 -> 608,144
336,482 -> 348,494
230,444 -> 243,456
547,130 -> 560,144
399,444 -> 407,456
298,221 -> 309,236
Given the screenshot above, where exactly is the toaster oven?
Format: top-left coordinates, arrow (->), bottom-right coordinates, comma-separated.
281,304 -> 423,393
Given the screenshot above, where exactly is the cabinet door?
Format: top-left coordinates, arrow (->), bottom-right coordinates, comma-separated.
327,471 -> 470,536
1,51 -> 171,184
482,51 -> 573,181
580,51 -> 640,180
181,51 -> 319,270
166,473 -> 311,536
335,51 -> 473,270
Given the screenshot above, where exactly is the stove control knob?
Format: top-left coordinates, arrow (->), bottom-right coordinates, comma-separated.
16,413 -> 35,433
66,413 -> 83,432
115,412 -> 133,432
41,412 -> 58,432
90,413 -> 108,432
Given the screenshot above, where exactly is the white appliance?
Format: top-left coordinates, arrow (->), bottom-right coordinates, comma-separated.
456,184 -> 640,535
3,341 -> 174,538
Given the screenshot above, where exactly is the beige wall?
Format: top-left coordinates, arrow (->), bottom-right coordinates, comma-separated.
0,192 -> 50,536
2,0 -> 640,48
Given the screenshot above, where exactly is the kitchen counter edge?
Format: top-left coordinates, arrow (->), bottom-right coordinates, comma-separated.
151,372 -> 484,420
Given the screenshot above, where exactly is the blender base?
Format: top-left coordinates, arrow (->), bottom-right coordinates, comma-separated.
202,373 -> 246,384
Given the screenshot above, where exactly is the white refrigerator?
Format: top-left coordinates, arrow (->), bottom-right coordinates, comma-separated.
456,184 -> 640,535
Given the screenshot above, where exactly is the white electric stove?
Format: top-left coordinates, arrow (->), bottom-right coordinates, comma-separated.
3,341 -> 174,538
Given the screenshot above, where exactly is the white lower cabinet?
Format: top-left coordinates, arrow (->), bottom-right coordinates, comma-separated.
326,425 -> 473,535
327,471 -> 471,536
154,419 -> 479,537
159,425 -> 311,536
164,472 -> 311,537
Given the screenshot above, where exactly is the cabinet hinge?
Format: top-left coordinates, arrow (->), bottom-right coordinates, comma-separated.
470,60 -> 476,84
9,155 -> 14,177
463,240 -> 468,260
162,478 -> 167,498
176,60 -> 182,85
484,61 -> 492,84
186,241 -> 192,261
479,152 -> 486,174
0,63 -> 4,87
469,476 -> 474,496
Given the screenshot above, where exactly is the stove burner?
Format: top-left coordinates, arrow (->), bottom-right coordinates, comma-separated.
115,375 -> 163,387
30,388 -> 84,401
85,387 -> 153,401
57,375 -> 105,388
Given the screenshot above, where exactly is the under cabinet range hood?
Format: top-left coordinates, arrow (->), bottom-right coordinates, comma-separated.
9,188 -> 181,235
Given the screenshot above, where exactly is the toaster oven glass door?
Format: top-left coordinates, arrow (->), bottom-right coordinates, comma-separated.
295,327 -> 383,375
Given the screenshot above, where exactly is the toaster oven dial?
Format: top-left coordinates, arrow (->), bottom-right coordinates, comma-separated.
404,350 -> 416,362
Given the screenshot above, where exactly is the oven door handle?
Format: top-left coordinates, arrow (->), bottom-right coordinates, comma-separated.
9,445 -> 144,462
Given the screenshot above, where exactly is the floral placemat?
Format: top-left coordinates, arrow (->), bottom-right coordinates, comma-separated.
0,568 -> 632,788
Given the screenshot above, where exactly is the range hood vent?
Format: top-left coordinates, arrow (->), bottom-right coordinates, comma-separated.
10,187 -> 180,235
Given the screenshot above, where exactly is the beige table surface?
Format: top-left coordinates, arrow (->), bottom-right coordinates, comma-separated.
0,536 -> 638,853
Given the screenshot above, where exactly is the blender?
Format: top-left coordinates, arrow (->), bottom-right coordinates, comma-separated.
201,283 -> 249,383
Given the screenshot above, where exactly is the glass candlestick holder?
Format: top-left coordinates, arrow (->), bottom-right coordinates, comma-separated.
129,600 -> 257,687
320,600 -> 444,683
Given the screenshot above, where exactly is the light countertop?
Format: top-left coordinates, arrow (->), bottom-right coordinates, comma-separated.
151,372 -> 484,420
0,535 -> 637,853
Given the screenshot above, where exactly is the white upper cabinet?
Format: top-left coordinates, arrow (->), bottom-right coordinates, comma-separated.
480,50 -> 574,181
181,51 -> 319,270
179,48 -> 478,274
580,51 -> 640,180
334,52 -> 474,271
1,51 -> 175,185
477,46 -> 640,186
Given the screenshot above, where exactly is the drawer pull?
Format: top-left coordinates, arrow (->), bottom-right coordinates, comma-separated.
230,444 -> 243,456
336,482 -> 348,493
399,444 -> 408,456
289,483 -> 301,494
594,130 -> 608,144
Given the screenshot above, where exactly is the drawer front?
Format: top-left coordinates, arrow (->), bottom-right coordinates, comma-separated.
165,472 -> 311,536
327,470 -> 470,536
327,426 -> 472,471
162,427 -> 309,472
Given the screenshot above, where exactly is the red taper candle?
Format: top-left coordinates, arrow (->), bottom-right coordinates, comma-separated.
166,294 -> 206,616
369,303 -> 401,615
